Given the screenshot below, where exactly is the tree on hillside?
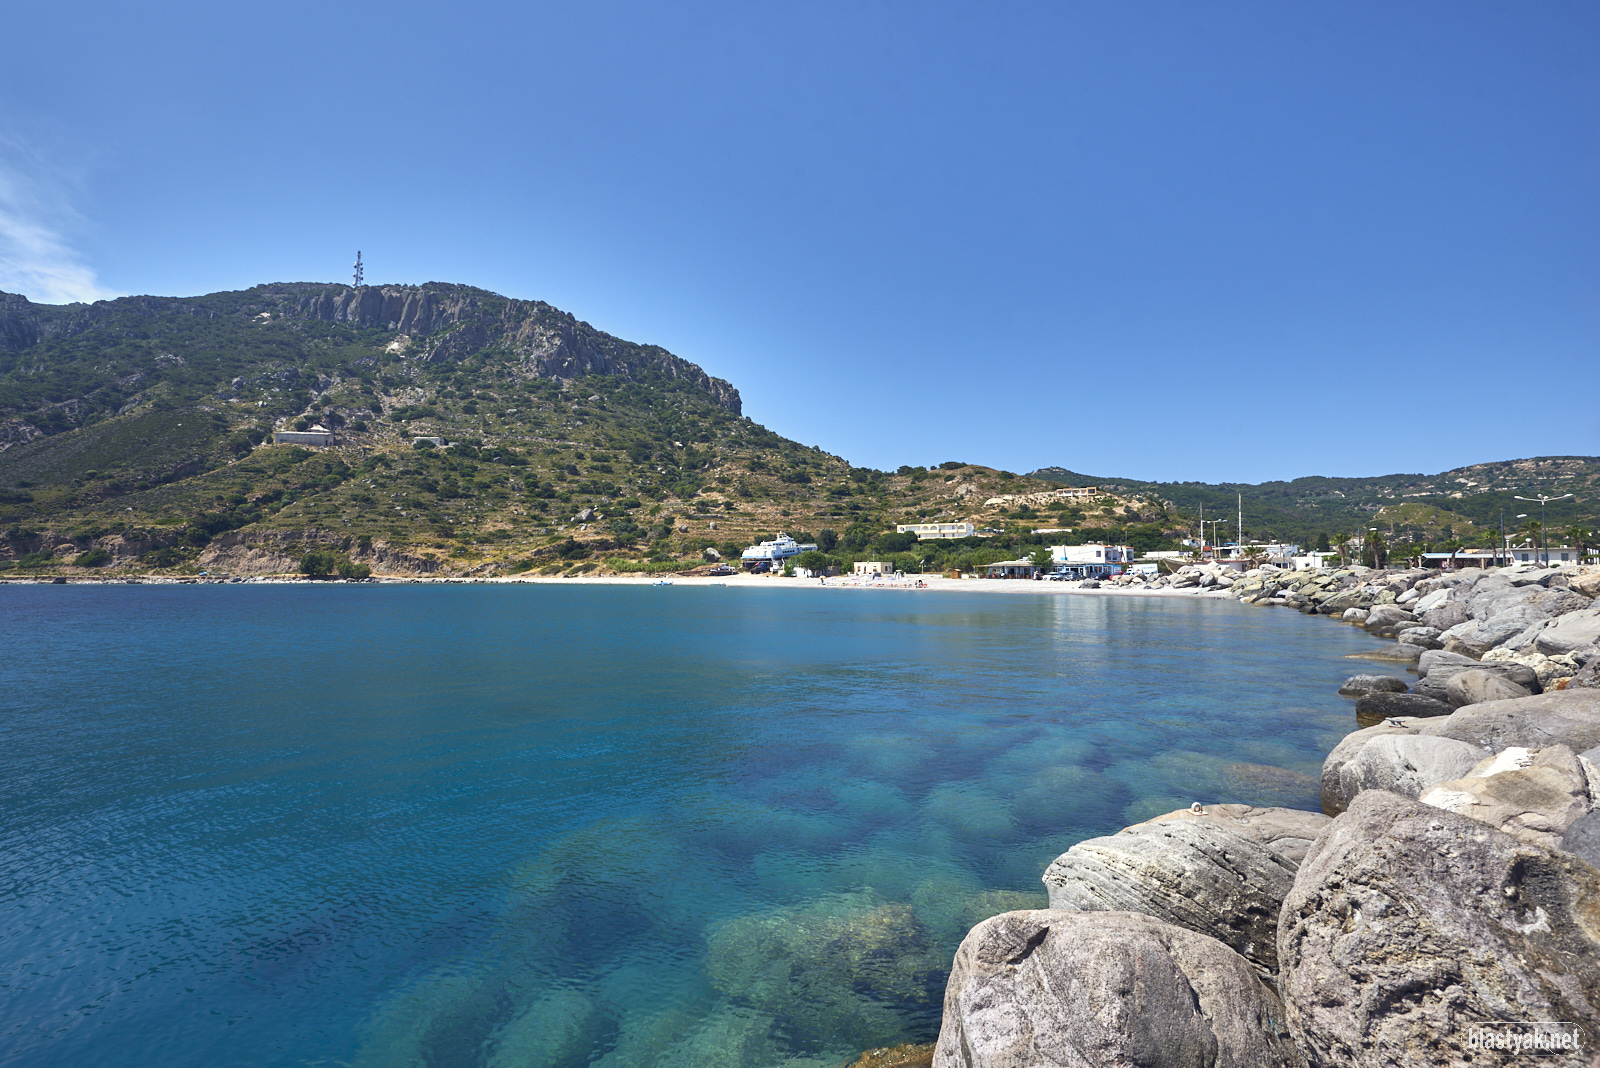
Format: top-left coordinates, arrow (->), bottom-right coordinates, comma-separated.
817,528 -> 838,552
299,550 -> 338,577
841,522 -> 874,550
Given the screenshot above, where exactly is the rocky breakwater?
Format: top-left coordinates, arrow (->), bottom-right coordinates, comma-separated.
932,562 -> 1600,1067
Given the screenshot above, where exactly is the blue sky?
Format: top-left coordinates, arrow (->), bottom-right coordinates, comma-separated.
1,2 -> 1594,482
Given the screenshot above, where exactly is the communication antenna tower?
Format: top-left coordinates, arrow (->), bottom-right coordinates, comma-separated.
353,251 -> 364,287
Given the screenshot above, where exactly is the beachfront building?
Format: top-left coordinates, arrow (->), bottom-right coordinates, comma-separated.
1510,545 -> 1582,565
1421,550 -> 1503,569
853,561 -> 893,576
274,425 -> 335,446
895,522 -> 976,540
982,558 -> 1038,579
1051,544 -> 1133,565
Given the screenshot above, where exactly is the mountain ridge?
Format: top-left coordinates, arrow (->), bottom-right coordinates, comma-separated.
1030,455 -> 1599,544
0,280 -> 1592,576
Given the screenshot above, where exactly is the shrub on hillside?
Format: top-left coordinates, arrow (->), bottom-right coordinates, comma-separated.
299,550 -> 338,577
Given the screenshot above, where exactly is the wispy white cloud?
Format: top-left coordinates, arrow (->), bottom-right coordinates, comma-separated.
0,135 -> 116,304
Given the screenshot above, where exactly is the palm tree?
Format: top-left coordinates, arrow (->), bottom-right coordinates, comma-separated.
1442,539 -> 1464,570
1334,533 -> 1352,565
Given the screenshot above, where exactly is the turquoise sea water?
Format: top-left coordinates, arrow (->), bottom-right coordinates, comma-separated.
1,585 -> 1382,1067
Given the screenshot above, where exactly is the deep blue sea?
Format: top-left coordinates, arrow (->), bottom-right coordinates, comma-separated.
0,585 -> 1383,1067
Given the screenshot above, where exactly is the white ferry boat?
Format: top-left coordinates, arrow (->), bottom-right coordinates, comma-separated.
739,533 -> 817,570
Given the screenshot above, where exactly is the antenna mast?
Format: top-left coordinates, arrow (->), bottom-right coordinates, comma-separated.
353,251 -> 364,287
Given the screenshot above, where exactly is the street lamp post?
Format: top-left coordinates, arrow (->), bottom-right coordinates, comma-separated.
1514,494 -> 1574,566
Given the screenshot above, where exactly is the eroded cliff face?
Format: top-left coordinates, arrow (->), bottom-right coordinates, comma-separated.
288,284 -> 742,412
0,283 -> 743,414
0,291 -> 43,350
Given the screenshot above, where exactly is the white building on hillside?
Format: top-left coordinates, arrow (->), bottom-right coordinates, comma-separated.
274,425 -> 335,446
896,522 -> 976,540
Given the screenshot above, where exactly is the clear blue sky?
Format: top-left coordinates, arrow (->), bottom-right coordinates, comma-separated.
1,2 -> 1594,483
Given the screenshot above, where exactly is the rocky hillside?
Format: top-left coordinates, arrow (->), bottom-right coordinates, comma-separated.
0,283 -> 1140,577
1032,456 -> 1600,547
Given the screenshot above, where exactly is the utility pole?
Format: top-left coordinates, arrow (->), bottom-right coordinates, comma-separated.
1514,493 -> 1573,566
1237,492 -> 1242,554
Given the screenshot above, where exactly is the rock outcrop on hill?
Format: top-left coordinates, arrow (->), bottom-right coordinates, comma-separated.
0,284 -> 744,412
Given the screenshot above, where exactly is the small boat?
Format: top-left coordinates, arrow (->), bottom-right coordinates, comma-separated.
654,579 -> 674,586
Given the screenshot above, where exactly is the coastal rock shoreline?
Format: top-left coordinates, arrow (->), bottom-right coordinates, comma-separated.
929,558 -> 1600,1068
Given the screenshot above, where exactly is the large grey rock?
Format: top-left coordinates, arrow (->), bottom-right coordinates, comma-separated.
1138,803 -> 1331,865
1417,688 -> 1600,752
1321,722 -> 1419,815
1041,820 -> 1297,974
1337,674 -> 1409,698
1363,610 -> 1419,639
1335,734 -> 1486,808
1412,658 -> 1540,702
1317,590 -> 1368,615
1278,790 -> 1600,1068
1418,601 -> 1469,632
1560,809 -> 1600,868
933,910 -> 1304,1068
1419,745 -> 1594,848
1416,648 -> 1480,678
1353,691 -> 1452,727
1443,667 -> 1531,709
1464,575 -> 1524,618
1412,587 -> 1451,613
1537,609 -> 1600,656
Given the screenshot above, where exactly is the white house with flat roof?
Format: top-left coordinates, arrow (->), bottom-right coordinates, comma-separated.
896,522 -> 975,540
1510,546 -> 1582,565
274,425 -> 335,446
1051,543 -> 1133,565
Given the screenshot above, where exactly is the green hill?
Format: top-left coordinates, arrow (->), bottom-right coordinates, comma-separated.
1030,457 -> 1600,551
2,281 -> 1591,577
0,283 -> 1081,576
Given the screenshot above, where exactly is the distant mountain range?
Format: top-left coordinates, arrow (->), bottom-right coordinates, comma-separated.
1029,457 -> 1600,545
